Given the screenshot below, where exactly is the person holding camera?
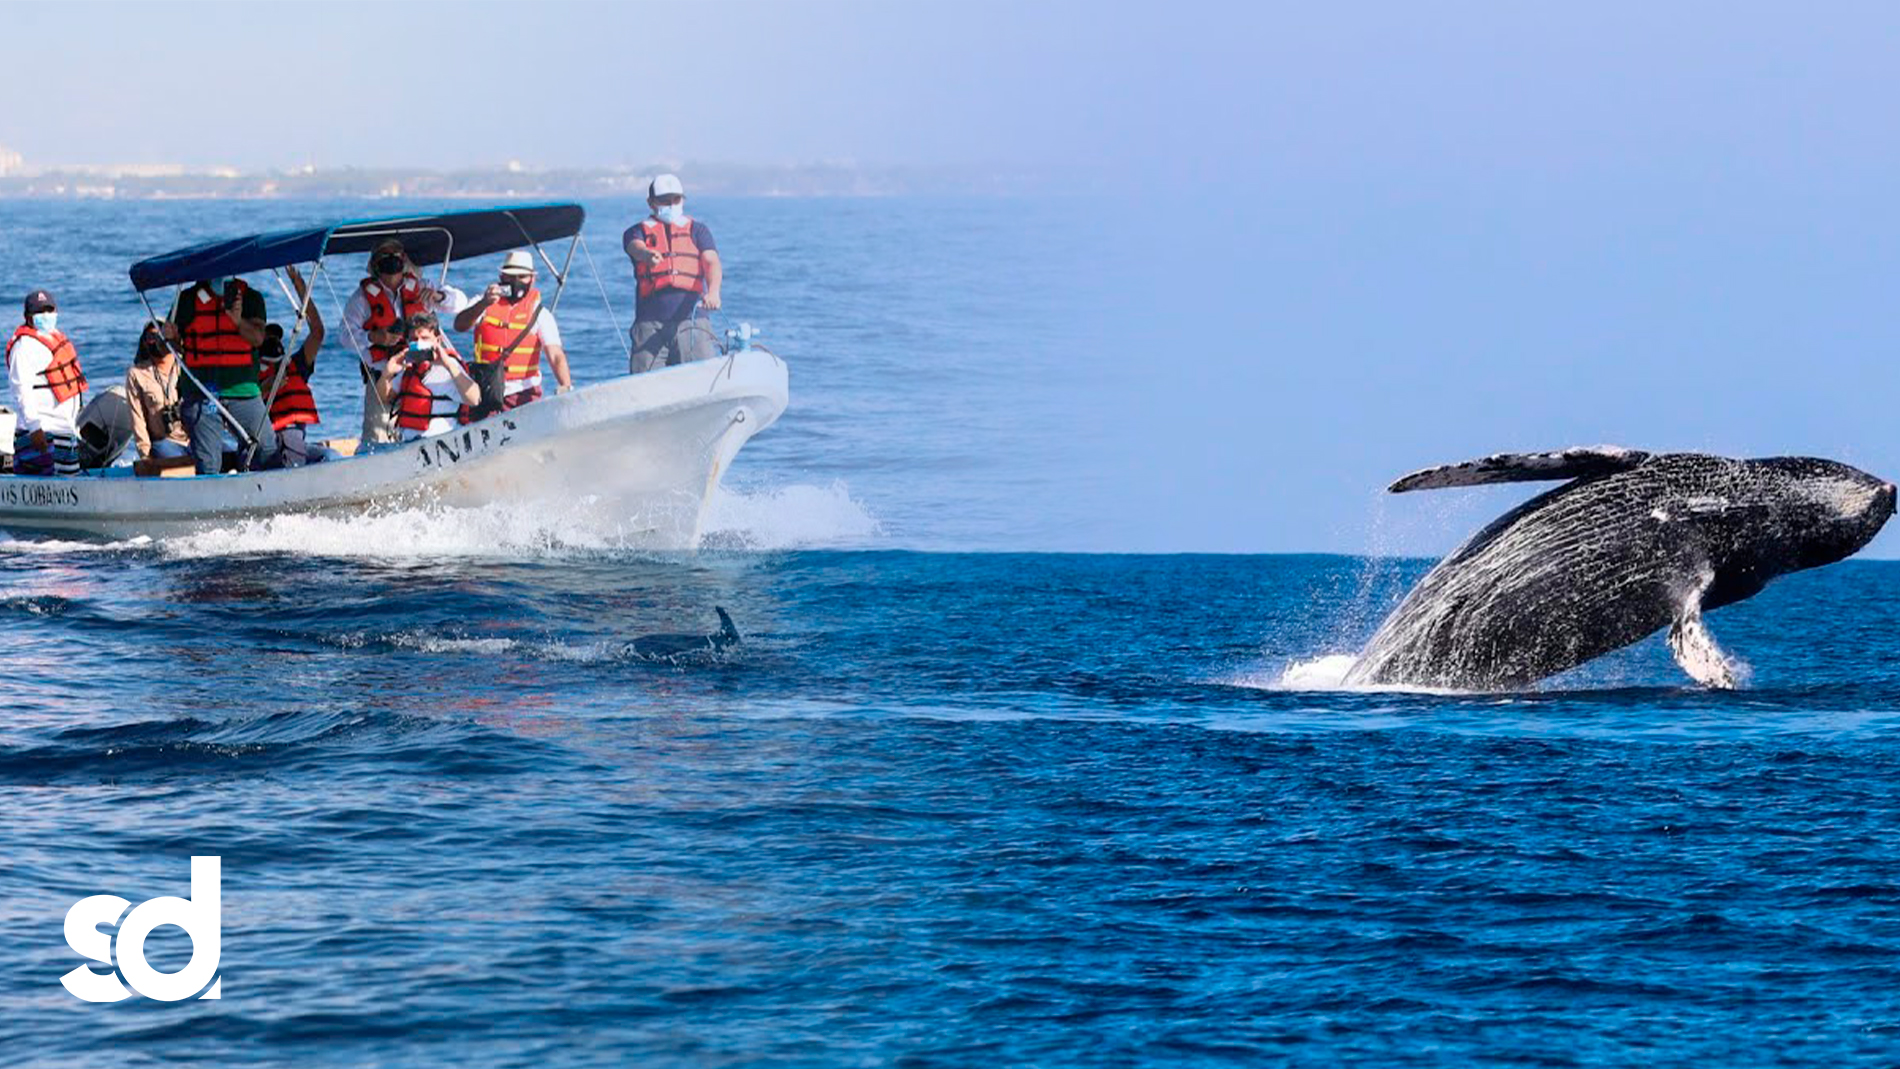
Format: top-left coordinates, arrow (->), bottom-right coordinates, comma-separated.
345,238 -> 468,444
170,275 -> 274,474
453,250 -> 573,418
377,312 -> 480,442
7,289 -> 89,476
124,320 -> 193,473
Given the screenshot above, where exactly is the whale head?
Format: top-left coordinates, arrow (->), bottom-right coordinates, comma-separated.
1704,457 -> 1897,578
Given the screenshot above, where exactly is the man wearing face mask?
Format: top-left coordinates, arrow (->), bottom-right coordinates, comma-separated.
452,250 -> 573,418
171,275 -> 272,474
623,173 -> 722,374
345,238 -> 468,444
6,290 -> 88,477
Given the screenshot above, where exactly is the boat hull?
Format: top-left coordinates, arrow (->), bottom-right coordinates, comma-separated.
0,351 -> 788,545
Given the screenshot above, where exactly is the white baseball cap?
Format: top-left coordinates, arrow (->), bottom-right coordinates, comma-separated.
500,250 -> 535,275
649,173 -> 685,198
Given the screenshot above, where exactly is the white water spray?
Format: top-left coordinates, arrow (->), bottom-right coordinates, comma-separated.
0,481 -> 881,560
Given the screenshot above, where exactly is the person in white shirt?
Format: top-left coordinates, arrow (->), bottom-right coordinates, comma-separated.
6,289 -> 89,476
343,239 -> 468,444
376,312 -> 480,442
453,250 -> 573,420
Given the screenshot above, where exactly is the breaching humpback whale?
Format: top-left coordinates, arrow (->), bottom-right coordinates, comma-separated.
1346,446 -> 1896,690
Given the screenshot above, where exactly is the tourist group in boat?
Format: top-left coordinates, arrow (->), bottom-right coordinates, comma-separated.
5,175 -> 721,478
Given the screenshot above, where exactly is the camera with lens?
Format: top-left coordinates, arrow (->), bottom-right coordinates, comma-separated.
158,402 -> 183,434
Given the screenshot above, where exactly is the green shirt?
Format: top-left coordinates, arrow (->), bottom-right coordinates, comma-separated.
171,283 -> 266,401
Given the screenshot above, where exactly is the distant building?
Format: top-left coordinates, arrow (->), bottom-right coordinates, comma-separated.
0,144 -> 22,176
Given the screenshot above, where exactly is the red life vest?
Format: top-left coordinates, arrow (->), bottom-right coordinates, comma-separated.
394,341 -> 466,434
6,325 -> 88,404
259,351 -> 318,430
181,281 -> 256,372
358,275 -> 432,367
471,288 -> 543,390
633,218 -> 706,299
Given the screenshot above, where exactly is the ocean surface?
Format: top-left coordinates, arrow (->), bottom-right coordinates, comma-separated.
3,199 -> 1900,1067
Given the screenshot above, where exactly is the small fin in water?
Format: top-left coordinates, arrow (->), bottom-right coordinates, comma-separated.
627,608 -> 743,661
1667,607 -> 1741,689
1389,445 -> 1651,493
713,606 -> 741,648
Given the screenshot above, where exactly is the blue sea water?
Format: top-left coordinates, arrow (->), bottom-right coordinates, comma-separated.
3,200 -> 1900,1066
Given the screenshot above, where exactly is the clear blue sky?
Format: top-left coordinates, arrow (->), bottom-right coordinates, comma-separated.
7,2 -> 1900,555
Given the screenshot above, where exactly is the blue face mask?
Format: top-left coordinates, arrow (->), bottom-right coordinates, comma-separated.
655,203 -> 685,225
30,311 -> 56,333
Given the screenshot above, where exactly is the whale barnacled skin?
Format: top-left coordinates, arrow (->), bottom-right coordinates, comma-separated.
1346,453 -> 1896,690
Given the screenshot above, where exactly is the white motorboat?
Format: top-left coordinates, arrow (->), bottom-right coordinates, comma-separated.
0,203 -> 788,544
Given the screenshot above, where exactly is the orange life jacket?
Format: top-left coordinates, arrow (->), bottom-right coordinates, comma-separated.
358,275 -> 433,367
393,344 -> 468,434
633,218 -> 705,299
471,288 -> 543,390
181,281 -> 256,372
6,325 -> 88,404
259,350 -> 318,430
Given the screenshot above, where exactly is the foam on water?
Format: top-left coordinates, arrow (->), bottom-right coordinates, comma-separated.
1229,652 -> 1472,695
0,534 -> 151,555
699,480 -> 881,549
1269,653 -> 1361,690
377,632 -> 627,663
0,480 -> 883,560
156,499 -> 662,560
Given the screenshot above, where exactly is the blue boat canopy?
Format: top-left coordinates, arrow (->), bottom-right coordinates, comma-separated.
128,202 -> 586,292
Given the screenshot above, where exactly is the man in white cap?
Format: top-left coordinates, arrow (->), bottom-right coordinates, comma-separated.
454,249 -> 572,417
623,173 -> 722,373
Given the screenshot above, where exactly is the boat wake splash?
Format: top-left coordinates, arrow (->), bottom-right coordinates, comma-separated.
0,480 -> 879,559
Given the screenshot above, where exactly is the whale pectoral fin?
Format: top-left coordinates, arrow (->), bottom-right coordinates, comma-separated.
1389,445 -> 1651,493
1666,605 -> 1740,689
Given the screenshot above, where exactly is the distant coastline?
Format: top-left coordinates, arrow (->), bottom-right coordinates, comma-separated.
0,161 -> 1044,200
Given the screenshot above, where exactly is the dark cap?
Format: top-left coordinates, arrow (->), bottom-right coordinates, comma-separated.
24,289 -> 55,315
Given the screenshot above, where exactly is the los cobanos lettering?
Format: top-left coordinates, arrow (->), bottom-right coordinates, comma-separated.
0,482 -> 80,507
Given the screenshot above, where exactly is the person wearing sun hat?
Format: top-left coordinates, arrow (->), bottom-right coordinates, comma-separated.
6,289 -> 88,476
453,249 -> 572,419
623,173 -> 722,373
345,237 -> 469,444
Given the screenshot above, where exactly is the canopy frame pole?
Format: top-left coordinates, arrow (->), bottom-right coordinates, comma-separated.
577,234 -> 633,361
317,257 -> 380,386
501,211 -> 571,298
248,262 -> 321,469
334,224 -> 457,292
545,232 -> 580,313
136,286 -> 257,455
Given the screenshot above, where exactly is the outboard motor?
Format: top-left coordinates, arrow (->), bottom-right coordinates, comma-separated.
75,385 -> 134,469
